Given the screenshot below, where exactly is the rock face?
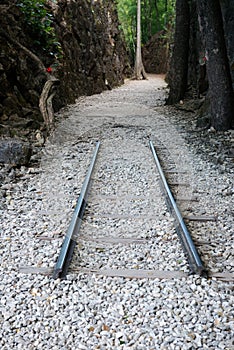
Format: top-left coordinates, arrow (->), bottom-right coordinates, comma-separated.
142,31 -> 168,74
0,0 -> 130,143
0,2 -> 48,135
53,0 -> 131,105
0,139 -> 31,166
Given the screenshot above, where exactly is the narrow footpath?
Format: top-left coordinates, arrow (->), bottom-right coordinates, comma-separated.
1,75 -> 233,349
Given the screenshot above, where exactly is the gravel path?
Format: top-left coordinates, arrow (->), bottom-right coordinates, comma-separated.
0,75 -> 233,349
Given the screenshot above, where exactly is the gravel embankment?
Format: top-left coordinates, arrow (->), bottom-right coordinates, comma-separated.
0,76 -> 233,349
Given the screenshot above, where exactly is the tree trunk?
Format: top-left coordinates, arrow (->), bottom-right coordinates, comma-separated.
197,0 -> 234,130
166,0 -> 190,104
154,0 -> 159,30
220,0 -> 234,91
134,0 -> 147,80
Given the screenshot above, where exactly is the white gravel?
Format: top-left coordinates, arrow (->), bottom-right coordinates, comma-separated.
0,75 -> 233,349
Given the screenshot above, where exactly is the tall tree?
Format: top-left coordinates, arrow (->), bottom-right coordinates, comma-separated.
134,0 -> 147,79
117,0 -> 176,59
166,0 -> 190,104
197,0 -> 234,130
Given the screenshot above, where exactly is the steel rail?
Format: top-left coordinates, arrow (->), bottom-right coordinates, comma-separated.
149,140 -> 205,275
53,141 -> 100,279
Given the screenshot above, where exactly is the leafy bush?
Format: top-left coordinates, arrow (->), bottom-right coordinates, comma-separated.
16,0 -> 60,56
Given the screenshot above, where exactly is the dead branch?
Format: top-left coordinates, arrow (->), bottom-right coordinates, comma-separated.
39,79 -> 60,131
0,28 -> 60,130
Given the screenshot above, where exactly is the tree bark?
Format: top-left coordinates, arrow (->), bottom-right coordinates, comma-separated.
197,0 -> 234,130
134,0 -> 147,80
166,0 -> 190,104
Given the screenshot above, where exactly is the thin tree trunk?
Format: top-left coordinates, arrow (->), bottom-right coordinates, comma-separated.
164,0 -> 168,25
197,0 -> 234,130
134,0 -> 147,79
154,0 -> 159,31
148,0 -> 152,38
166,0 -> 190,104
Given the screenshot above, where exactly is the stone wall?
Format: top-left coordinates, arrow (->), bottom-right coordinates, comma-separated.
0,0 -> 130,140
53,0 -> 131,105
142,31 -> 168,74
0,2 -> 49,137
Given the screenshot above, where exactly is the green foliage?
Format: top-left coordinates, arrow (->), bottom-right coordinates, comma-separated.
117,0 -> 137,57
117,0 -> 176,58
16,0 -> 60,56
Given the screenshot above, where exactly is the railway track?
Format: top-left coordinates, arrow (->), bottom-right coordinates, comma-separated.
53,139 -> 206,280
